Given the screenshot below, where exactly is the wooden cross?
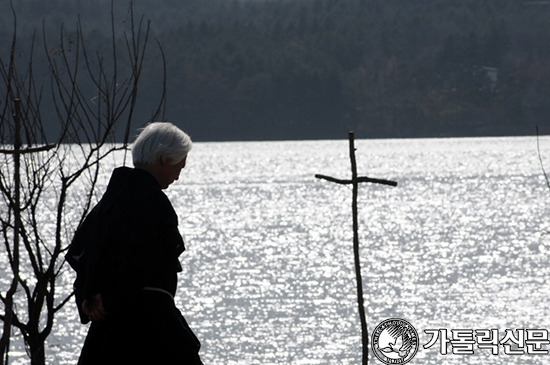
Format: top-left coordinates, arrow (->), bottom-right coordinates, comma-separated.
0,99 -> 56,254
315,131 -> 397,365
0,99 -> 56,343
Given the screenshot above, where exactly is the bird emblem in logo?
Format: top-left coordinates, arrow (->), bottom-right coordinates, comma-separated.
372,318 -> 419,364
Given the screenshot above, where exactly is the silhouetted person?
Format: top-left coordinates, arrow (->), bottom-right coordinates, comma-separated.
67,122 -> 203,364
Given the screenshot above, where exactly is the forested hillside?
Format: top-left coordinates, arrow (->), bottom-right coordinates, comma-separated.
1,0 -> 549,141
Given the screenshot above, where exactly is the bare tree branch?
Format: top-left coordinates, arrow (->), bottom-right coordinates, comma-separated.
0,3 -> 166,363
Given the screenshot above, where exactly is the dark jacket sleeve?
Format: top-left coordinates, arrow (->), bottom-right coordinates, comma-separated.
67,200 -> 121,323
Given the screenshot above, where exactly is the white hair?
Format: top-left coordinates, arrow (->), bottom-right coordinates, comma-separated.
132,122 -> 192,165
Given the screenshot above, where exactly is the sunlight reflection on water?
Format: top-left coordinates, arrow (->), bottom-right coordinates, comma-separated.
3,136 -> 550,364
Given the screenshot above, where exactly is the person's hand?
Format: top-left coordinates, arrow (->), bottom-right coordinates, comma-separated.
82,293 -> 108,322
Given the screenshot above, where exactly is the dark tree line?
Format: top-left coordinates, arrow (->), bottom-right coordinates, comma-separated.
1,0 -> 550,141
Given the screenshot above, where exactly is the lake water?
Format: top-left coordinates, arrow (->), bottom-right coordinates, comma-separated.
4,136 -> 550,364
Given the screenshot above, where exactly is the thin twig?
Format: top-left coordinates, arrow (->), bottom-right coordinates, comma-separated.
536,126 -> 550,190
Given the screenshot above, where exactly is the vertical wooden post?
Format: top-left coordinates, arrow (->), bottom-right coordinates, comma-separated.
349,132 -> 369,365
0,99 -> 22,365
13,98 -> 21,280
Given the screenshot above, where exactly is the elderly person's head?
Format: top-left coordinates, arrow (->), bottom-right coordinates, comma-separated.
132,122 -> 192,189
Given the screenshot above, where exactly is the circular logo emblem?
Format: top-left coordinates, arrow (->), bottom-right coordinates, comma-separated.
372,318 -> 419,364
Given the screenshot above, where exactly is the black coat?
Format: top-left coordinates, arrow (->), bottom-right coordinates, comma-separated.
66,167 -> 202,364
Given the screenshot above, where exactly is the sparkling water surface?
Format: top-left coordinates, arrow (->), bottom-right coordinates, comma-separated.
3,136 -> 550,364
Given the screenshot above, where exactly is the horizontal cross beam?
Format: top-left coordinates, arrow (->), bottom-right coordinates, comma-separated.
0,144 -> 57,155
315,174 -> 397,187
0,99 -> 57,155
